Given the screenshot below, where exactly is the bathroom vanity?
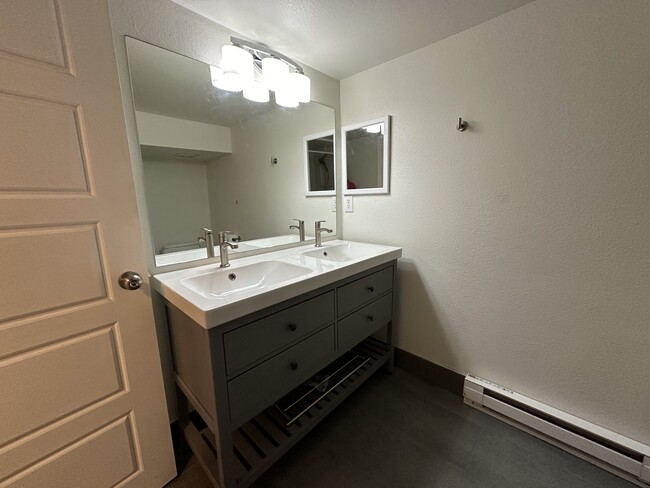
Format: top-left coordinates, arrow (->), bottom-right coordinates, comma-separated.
154,241 -> 401,488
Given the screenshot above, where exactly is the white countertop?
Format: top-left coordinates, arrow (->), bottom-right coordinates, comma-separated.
152,240 -> 402,329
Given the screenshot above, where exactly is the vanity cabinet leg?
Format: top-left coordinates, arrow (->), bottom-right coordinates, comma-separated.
175,385 -> 222,488
384,319 -> 395,373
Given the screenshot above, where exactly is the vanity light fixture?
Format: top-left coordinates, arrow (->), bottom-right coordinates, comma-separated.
210,36 -> 311,107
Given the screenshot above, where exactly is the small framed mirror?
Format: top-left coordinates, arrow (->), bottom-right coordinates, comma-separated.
304,130 -> 335,196
342,116 -> 390,195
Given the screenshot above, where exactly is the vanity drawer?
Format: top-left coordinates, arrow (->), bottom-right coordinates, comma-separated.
224,291 -> 334,374
228,325 -> 335,425
337,266 -> 393,317
338,293 -> 392,352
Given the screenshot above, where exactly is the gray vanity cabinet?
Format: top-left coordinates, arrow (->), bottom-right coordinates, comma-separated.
166,261 -> 397,488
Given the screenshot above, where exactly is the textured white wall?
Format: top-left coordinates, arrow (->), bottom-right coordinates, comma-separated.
341,0 -> 650,444
142,158 -> 211,252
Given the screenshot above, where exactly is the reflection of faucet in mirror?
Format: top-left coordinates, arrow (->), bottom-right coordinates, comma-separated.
218,231 -> 239,267
198,228 -> 215,258
289,219 -> 305,241
314,221 -> 333,247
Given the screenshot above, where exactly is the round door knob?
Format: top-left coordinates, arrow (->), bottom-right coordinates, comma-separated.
118,271 -> 143,290
288,323 -> 297,332
290,362 -> 299,371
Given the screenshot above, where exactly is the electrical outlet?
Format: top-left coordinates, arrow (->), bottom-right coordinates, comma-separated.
331,197 -> 337,212
344,196 -> 354,213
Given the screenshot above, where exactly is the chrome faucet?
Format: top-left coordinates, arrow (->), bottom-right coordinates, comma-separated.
218,231 -> 239,267
289,219 -> 305,241
198,228 -> 215,258
314,220 -> 333,247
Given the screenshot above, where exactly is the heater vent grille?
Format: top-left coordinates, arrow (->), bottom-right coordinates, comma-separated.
464,375 -> 649,487
483,389 -> 644,463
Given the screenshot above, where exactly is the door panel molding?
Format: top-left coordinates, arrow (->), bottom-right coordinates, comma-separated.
0,414 -> 142,488
0,0 -> 73,74
0,90 -> 92,194
0,324 -> 127,447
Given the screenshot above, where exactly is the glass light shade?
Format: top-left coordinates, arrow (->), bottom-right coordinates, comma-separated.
209,65 -> 223,84
262,57 -> 289,91
213,72 -> 245,92
213,45 -> 253,92
287,72 -> 311,103
243,79 -> 270,103
275,85 -> 299,107
221,45 -> 253,77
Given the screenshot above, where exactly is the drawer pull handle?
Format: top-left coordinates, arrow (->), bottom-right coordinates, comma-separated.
288,323 -> 297,332
290,362 -> 299,371
367,286 -> 375,292
367,315 -> 374,322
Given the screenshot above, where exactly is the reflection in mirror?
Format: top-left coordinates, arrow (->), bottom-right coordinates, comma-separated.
304,131 -> 335,196
125,38 -> 336,267
342,116 -> 390,195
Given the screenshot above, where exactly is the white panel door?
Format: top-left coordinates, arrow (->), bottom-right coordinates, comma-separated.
0,1 -> 175,486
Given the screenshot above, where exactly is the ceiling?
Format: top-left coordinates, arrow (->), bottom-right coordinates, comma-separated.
171,0 -> 535,80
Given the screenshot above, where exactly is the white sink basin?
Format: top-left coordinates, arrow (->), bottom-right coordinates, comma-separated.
181,261 -> 313,299
153,240 -> 402,328
302,242 -> 386,263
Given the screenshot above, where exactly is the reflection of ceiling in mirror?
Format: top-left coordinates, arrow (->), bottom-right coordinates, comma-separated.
126,38 -> 276,127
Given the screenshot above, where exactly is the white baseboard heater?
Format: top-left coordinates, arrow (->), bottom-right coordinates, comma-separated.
463,375 -> 650,486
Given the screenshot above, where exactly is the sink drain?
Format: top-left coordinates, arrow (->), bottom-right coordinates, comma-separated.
228,273 -> 237,281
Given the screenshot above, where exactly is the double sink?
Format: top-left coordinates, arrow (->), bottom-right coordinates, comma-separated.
153,240 -> 402,328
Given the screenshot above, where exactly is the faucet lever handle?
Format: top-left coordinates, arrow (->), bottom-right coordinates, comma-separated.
218,230 -> 236,243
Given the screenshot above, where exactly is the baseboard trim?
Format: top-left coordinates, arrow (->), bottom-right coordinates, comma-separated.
395,348 -> 464,396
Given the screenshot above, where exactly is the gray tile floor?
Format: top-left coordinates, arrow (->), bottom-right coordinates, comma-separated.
166,368 -> 635,488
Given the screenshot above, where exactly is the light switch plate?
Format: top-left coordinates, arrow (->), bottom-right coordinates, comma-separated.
331,197 -> 337,212
344,196 -> 354,213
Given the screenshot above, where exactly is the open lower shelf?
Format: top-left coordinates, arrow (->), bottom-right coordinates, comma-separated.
192,337 -> 391,488
274,350 -> 371,426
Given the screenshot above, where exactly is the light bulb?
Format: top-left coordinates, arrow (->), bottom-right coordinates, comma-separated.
214,45 -> 253,92
262,57 -> 289,91
213,72 -> 245,92
243,79 -> 270,103
288,72 -> 310,103
275,85 -> 299,107
209,65 -> 223,85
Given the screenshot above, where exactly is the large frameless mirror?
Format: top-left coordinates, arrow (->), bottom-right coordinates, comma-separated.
342,116 -> 390,195
125,37 -> 336,267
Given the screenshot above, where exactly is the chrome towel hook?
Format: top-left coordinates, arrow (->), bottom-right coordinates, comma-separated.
457,117 -> 468,132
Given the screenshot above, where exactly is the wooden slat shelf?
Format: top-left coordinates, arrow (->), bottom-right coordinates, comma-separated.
231,337 -> 390,487
191,338 -> 390,487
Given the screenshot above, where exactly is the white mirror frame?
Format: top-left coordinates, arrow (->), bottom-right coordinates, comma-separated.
341,115 -> 390,195
304,130 -> 336,197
